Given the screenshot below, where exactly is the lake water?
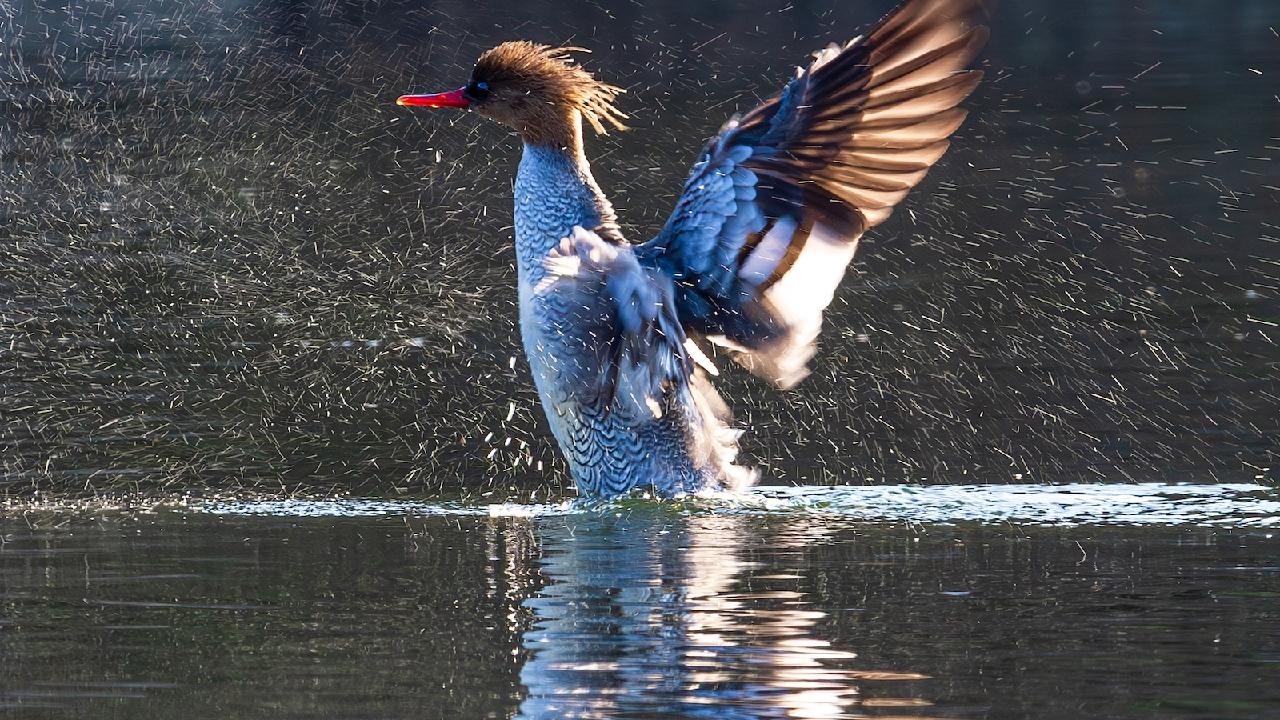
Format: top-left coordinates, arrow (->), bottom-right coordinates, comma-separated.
2,485 -> 1279,718
2,0 -> 1279,717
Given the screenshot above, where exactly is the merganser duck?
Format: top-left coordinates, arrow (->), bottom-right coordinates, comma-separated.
397,0 -> 989,498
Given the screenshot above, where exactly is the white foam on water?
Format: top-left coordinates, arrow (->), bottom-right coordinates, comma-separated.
195,482 -> 1280,528
198,498 -> 486,518
747,482 -> 1280,527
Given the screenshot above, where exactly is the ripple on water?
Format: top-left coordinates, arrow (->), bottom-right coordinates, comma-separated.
196,482 -> 1280,528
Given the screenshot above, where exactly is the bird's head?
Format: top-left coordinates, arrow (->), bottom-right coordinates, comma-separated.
397,41 -> 627,147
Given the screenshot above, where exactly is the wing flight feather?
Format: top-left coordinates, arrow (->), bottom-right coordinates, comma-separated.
638,0 -> 989,387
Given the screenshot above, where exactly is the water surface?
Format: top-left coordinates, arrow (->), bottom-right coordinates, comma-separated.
3,483 -> 1279,718
201,482 -> 1280,527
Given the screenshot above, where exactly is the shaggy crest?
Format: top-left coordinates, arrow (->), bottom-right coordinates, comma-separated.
474,41 -> 628,135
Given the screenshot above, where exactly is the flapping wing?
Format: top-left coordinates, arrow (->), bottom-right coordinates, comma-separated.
541,227 -> 755,487
637,0 -> 989,388
539,227 -> 695,424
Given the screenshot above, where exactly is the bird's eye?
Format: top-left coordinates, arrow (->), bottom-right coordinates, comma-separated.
467,80 -> 490,101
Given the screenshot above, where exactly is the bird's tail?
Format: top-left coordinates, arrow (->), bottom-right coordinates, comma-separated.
686,370 -> 758,492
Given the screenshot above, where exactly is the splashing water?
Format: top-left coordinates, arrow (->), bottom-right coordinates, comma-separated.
2,0 -> 1277,495
197,482 -> 1280,528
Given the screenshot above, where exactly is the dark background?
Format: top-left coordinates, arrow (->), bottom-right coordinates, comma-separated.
2,0 -> 1278,496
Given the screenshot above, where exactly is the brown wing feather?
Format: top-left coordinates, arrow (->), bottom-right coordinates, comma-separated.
646,0 -> 990,388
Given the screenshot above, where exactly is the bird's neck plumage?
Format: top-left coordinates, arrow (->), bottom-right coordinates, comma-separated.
513,110 -> 619,283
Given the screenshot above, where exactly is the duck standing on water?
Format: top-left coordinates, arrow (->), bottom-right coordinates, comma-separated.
397,0 -> 988,498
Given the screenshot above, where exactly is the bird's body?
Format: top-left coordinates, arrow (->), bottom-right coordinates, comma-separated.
397,0 -> 990,498
514,144 -> 744,496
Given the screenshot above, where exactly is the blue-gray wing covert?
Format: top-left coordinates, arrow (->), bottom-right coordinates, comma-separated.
637,0 -> 989,387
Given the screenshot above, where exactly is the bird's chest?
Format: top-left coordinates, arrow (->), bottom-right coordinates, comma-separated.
511,145 -> 617,409
511,143 -> 611,268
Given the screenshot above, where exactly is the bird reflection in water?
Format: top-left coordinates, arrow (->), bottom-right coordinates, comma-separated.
493,513 -> 938,719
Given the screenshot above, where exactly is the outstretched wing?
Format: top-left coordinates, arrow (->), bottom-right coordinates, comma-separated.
636,0 -> 989,388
